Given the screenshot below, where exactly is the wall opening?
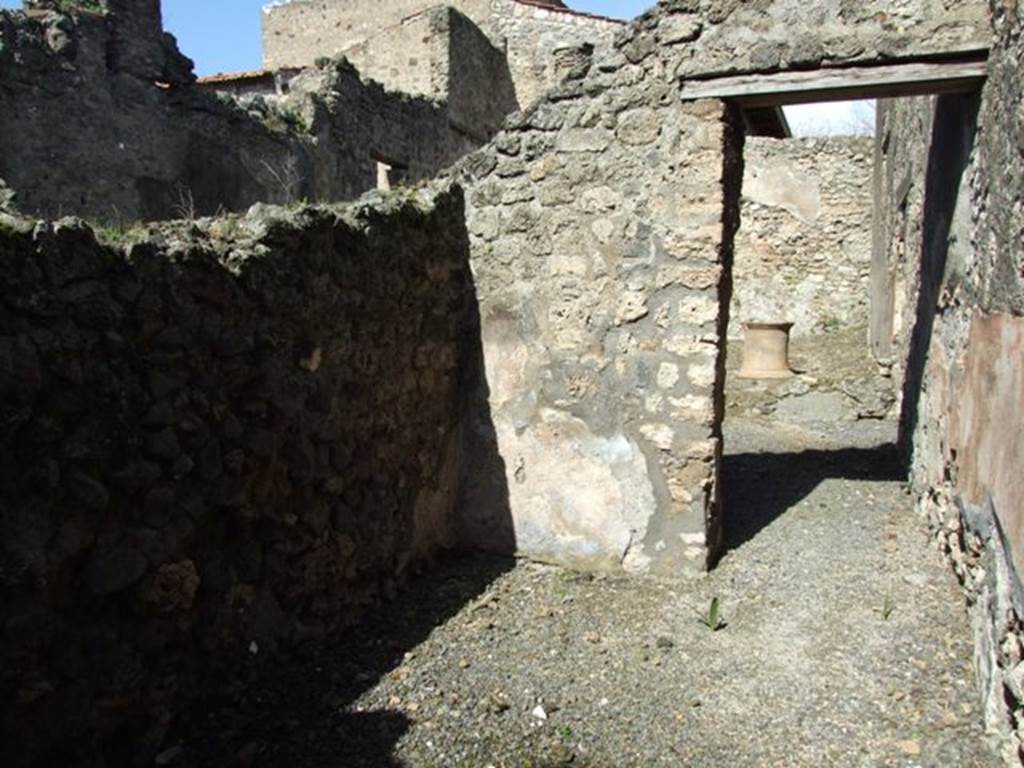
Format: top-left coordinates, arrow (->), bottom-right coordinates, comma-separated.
719,98 -> 898,558
373,153 -> 409,192
716,87 -> 981,560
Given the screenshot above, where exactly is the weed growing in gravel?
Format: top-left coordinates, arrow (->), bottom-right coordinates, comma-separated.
881,593 -> 896,620
698,596 -> 727,631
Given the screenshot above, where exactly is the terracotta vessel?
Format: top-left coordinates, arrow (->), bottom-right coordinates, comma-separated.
737,321 -> 795,379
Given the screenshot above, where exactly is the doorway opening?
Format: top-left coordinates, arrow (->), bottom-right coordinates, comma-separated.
696,55 -> 987,559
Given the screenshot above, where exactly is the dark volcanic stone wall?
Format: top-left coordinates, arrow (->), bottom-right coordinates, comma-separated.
0,186 -> 473,766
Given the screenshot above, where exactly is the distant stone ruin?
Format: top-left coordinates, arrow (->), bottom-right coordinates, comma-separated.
0,3 -> 488,221
261,0 -> 625,110
1,0 -> 1021,765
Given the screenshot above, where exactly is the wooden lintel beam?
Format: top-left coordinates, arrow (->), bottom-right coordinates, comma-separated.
680,57 -> 989,107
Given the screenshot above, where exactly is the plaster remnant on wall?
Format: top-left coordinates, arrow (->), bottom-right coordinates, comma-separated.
0,0 -> 1013,762
498,410 -> 658,572
452,19 -> 746,574
744,163 -> 822,222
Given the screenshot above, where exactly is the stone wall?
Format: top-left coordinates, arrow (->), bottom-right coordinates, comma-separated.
0,7 -> 479,221
262,0 -> 488,70
0,185 -> 475,767
439,0 -> 990,579
337,7 -> 445,105
731,136 -> 873,338
446,6 -> 521,139
287,60 -> 479,199
653,0 -> 989,80
26,0 -> 174,82
871,1 -> 1024,761
262,0 -> 624,111
488,0 -> 624,109
870,95 -> 938,372
0,0 -> 1014,763
452,33 -> 743,576
336,6 -> 518,142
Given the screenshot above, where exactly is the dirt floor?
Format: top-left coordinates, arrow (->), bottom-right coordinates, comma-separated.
181,331 -> 999,767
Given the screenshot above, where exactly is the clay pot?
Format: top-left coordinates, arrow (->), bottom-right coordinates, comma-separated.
737,321 -> 794,379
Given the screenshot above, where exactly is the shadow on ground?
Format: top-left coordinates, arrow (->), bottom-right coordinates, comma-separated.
720,443 -> 904,555
184,552 -> 514,767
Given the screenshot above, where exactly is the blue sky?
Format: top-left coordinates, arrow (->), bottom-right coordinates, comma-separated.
0,0 -> 869,134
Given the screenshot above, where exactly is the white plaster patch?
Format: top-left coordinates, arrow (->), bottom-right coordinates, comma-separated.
664,334 -> 706,357
469,208 -> 500,241
299,347 -> 322,372
548,252 -> 587,276
591,218 -> 616,243
482,334 -> 539,409
488,409 -> 659,574
580,186 -> 620,212
556,128 -> 612,153
686,439 -> 716,459
615,292 -> 648,324
656,264 -> 721,290
669,394 -> 714,423
745,163 -> 822,222
668,481 -> 694,504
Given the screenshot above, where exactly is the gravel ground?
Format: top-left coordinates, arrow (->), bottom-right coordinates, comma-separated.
181,334 -> 997,767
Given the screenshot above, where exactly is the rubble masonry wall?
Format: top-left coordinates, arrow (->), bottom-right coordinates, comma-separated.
262,0 -> 624,111
732,136 -> 873,339
0,187 -> 474,766
454,27 -> 743,576
872,1 -> 1024,761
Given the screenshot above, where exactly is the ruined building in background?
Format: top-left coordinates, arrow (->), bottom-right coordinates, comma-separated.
1,0 -> 1023,766
256,0 -> 790,138
0,0 -> 789,223
261,0 -> 624,111
0,1 -> 498,220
